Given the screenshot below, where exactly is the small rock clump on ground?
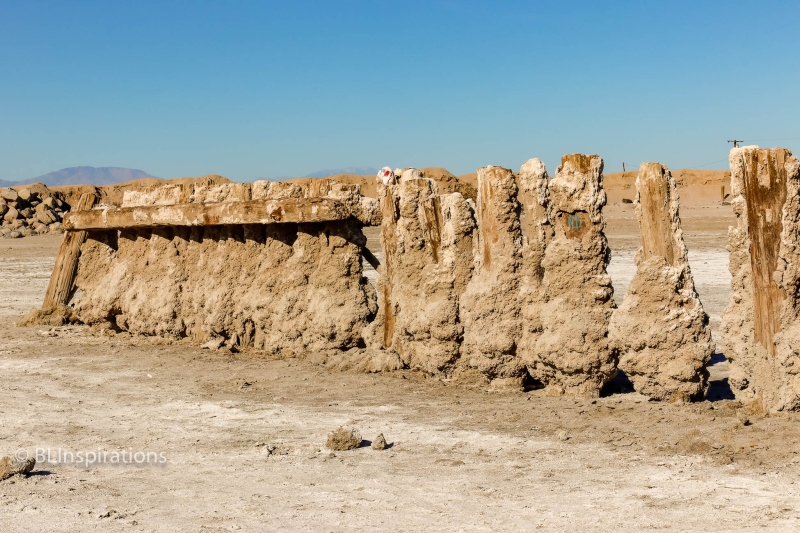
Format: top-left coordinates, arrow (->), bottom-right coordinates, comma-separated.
0,455 -> 35,481
326,427 -> 363,451
0,186 -> 68,238
371,433 -> 388,450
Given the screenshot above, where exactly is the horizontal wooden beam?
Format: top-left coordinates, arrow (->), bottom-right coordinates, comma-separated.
63,198 -> 351,231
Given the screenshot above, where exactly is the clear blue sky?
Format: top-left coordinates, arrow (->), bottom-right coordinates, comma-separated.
1,0 -> 799,181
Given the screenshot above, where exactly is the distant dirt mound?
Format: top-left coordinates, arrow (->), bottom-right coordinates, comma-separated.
285,174 -> 378,198
285,168 -> 477,200
605,169 -> 730,206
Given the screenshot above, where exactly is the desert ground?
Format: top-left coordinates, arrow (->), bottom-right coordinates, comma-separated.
2,196 -> 800,531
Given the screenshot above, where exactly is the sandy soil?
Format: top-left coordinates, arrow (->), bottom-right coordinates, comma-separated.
2,207 -> 800,532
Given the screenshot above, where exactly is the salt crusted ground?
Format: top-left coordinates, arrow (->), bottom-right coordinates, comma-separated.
1,206 -> 799,532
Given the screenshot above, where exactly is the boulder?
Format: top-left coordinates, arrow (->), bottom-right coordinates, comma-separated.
3,206 -> 18,223
0,455 -> 35,481
0,188 -> 17,202
35,203 -> 58,224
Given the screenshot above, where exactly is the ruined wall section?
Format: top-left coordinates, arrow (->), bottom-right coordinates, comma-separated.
371,158 -> 618,395
532,154 -> 617,397
723,146 -> 800,411
609,163 -> 713,401
73,181 -> 377,357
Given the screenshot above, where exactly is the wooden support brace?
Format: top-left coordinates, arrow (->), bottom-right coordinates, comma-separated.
42,193 -> 97,308
361,246 -> 381,270
62,197 -> 350,231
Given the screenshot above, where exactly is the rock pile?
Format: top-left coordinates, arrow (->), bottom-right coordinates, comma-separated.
0,186 -> 68,238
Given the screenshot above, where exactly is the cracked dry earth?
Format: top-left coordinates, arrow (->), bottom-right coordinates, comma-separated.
1,208 -> 800,532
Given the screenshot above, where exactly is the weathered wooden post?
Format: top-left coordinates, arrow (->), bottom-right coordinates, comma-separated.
610,163 -> 713,401
722,146 -> 800,411
42,193 -> 97,308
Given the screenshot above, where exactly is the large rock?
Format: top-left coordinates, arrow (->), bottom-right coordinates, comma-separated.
0,203 -> 7,218
459,165 -> 524,385
532,154 -> 617,397
722,146 -> 800,411
3,206 -> 18,223
0,455 -> 35,481
609,163 -> 713,401
35,203 -> 58,224
0,188 -> 18,202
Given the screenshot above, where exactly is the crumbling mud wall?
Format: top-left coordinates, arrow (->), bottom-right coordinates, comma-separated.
71,181 -> 378,358
722,146 -> 800,411
374,158 -> 617,396
609,163 -> 713,401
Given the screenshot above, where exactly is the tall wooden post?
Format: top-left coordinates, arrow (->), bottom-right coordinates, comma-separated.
42,193 -> 97,308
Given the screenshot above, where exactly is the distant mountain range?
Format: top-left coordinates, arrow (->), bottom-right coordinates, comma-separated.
0,165 -> 380,188
0,166 -> 156,188
266,167 -> 381,181
303,166 -> 379,178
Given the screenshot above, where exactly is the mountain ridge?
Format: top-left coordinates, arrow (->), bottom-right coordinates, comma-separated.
0,166 -> 156,188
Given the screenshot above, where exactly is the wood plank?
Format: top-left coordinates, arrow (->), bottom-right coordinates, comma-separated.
42,193 -> 97,308
380,187 -> 399,348
62,197 -> 350,231
638,162 -> 678,266
742,148 -> 788,356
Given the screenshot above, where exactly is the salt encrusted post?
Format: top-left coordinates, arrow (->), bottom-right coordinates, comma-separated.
609,163 -> 713,401
722,146 -> 800,411
534,154 -> 617,397
375,178 -> 476,373
516,158 -> 553,380
376,182 -> 400,349
459,166 -> 524,388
